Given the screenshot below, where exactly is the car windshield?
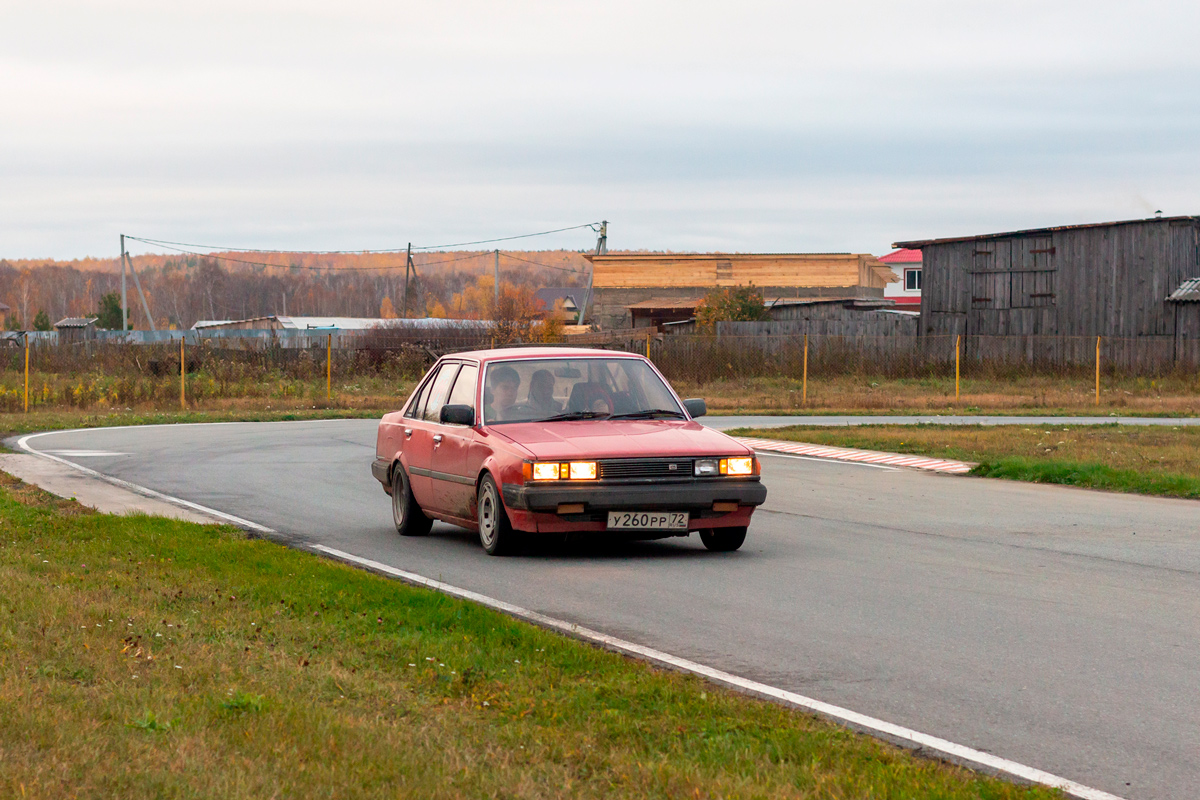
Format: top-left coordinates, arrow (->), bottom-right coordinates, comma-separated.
482,357 -> 684,425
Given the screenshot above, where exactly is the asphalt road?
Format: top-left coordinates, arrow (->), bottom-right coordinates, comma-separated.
16,419 -> 1200,800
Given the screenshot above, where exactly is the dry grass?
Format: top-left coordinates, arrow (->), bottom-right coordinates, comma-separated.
0,480 -> 1058,799
675,375 -> 1200,415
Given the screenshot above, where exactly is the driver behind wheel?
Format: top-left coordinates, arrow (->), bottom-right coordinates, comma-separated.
484,365 -> 520,422
528,369 -> 562,417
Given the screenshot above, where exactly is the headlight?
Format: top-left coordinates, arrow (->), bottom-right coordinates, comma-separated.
526,461 -> 598,481
694,458 -> 720,476
724,456 -> 755,476
568,461 -> 597,480
531,462 -> 561,481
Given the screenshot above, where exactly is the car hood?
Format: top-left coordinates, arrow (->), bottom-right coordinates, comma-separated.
489,419 -> 751,461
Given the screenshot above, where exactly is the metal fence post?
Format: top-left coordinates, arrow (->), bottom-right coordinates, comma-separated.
955,335 -> 961,402
180,336 -> 186,410
327,334 -> 332,401
24,334 -> 30,413
1095,335 -> 1101,406
802,333 -> 808,405
645,331 -> 651,359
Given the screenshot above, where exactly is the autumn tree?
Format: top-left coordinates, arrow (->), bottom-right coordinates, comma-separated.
380,296 -> 397,319
4,314 -> 20,331
694,284 -> 770,331
33,310 -> 51,331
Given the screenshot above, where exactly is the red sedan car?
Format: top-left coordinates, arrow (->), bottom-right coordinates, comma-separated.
371,347 -> 766,555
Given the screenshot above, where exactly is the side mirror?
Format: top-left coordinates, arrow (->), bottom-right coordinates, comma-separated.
440,404 -> 475,426
682,398 -> 707,418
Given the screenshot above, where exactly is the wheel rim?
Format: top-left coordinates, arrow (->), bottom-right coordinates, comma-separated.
392,469 -> 406,528
479,484 -> 497,548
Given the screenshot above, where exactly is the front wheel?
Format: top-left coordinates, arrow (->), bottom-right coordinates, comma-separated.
392,464 -> 432,537
477,475 -> 519,556
700,526 -> 746,552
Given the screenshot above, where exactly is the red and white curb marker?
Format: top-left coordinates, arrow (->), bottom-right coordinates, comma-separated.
732,436 -> 975,474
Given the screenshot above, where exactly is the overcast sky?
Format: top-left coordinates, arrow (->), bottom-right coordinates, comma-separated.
3,1 -> 1199,259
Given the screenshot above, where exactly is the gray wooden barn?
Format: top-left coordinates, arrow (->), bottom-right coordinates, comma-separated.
895,216 -> 1200,367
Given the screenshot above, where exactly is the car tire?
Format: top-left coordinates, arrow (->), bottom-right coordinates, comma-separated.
392,463 -> 432,537
477,474 -> 518,556
699,526 -> 746,552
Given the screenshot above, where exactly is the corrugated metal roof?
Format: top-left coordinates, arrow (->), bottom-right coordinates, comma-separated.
878,248 -> 922,264
894,215 -> 1198,249
1167,278 -> 1200,302
54,317 -> 99,328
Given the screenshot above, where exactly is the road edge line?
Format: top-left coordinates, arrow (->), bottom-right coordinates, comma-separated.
15,427 -> 1125,800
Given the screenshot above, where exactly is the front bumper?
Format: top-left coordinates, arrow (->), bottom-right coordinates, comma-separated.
502,478 -> 766,514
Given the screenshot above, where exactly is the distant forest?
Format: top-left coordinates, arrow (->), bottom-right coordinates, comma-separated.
0,250 -> 592,330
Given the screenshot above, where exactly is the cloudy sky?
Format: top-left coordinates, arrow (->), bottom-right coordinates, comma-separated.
3,1 -> 1199,259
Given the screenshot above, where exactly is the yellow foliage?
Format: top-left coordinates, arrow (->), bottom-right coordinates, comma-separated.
380,297 -> 398,319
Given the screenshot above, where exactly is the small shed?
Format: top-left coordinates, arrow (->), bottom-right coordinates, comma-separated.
55,317 -> 99,344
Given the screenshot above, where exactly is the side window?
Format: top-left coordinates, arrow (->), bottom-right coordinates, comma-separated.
445,364 -> 479,418
421,364 -> 460,422
906,268 -> 922,291
403,368 -> 436,419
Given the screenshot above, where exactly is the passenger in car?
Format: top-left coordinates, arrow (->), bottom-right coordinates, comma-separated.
528,369 -> 562,417
484,365 -> 520,422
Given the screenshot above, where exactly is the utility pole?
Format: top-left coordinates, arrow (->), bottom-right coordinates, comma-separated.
120,233 -> 128,331
579,220 -> 607,328
401,243 -> 413,317
494,249 -> 500,308
125,252 -> 157,331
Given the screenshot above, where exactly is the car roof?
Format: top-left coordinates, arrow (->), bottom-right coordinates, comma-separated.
446,347 -> 646,364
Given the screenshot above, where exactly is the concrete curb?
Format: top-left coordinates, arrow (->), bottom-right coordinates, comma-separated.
731,436 -> 976,474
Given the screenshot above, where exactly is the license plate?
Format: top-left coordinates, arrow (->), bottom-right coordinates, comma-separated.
607,511 -> 689,531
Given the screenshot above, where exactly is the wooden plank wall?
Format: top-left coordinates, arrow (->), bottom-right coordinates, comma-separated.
919,219 -> 1200,366
589,254 -> 891,290
718,312 -> 918,338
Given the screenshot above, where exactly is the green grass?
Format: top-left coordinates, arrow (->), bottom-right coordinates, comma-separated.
731,423 -> 1200,500
0,476 -> 1058,799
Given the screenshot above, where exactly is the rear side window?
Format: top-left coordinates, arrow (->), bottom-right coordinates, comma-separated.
421,363 -> 460,422
403,367 -> 437,419
445,364 -> 479,417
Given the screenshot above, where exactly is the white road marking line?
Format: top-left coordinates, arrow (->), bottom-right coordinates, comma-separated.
17,433 -> 273,534
43,450 -> 129,457
14,425 -> 1123,800
315,545 -> 1124,800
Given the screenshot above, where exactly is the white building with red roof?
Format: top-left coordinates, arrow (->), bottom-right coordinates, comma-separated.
879,248 -> 922,307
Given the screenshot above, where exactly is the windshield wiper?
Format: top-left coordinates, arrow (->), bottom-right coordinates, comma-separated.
607,409 -> 686,420
539,410 -> 612,422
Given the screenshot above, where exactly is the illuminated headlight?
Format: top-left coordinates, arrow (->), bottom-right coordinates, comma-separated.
531,462 -> 561,481
568,461 -> 597,480
694,458 -> 720,477
724,456 -> 755,476
527,461 -> 598,481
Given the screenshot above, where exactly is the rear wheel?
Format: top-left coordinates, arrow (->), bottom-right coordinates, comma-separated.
392,464 -> 432,537
477,474 -> 518,556
700,526 -> 746,552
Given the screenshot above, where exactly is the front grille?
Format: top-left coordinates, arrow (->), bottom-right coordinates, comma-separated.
598,458 -> 694,480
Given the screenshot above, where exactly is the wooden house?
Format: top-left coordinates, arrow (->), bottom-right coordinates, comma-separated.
895,216 -> 1200,367
583,252 -> 896,329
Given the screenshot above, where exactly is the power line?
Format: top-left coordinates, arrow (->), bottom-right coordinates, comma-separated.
498,251 -> 587,275
130,242 -> 486,272
411,223 -> 602,250
125,222 -> 602,255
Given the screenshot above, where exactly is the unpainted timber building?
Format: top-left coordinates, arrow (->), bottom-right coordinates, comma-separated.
583,253 -> 896,330
896,216 -> 1200,367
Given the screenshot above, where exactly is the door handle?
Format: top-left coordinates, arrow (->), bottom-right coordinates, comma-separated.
403,428 -> 413,437
432,434 -> 443,444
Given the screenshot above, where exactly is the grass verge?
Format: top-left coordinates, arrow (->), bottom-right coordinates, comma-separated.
0,476 -> 1057,799
731,423 -> 1200,499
